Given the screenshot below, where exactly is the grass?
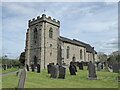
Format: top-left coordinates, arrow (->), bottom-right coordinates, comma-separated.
25,67 -> 119,88
2,73 -> 19,88
1,67 -> 119,88
2,68 -> 19,74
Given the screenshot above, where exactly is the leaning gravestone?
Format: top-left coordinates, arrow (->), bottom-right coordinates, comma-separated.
26,64 -> 29,71
37,64 -> 40,73
112,63 -> 119,73
31,64 -> 34,72
17,68 -> 26,88
58,66 -> 66,79
78,62 -> 84,70
69,64 -> 76,75
88,61 -> 97,80
50,65 -> 59,78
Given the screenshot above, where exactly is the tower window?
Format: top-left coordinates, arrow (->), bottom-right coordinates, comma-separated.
50,44 -> 52,48
67,46 -> 70,59
80,49 -> 82,59
34,28 -> 37,39
49,27 -> 53,38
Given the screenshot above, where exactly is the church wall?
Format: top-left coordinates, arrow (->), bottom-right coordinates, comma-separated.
62,42 -> 85,65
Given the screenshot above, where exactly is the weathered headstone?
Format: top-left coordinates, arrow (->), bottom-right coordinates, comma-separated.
31,64 -> 34,72
58,66 -> 66,79
26,64 -> 29,71
112,63 -> 119,73
47,63 -> 54,74
70,62 -> 77,72
78,62 -> 84,70
50,65 -> 59,78
17,69 -> 26,88
88,61 -> 97,80
69,64 -> 76,75
37,64 -> 40,73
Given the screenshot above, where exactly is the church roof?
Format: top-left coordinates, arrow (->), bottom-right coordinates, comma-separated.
59,36 -> 85,47
59,36 -> 97,54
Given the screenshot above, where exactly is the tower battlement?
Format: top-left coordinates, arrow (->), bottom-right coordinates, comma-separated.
28,14 -> 60,27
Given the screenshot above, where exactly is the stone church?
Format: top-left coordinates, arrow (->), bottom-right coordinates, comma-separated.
25,14 -> 99,69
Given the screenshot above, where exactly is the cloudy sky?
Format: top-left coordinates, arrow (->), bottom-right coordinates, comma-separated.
1,2 -> 118,59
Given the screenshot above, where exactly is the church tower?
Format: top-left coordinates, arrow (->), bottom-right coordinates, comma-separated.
25,14 -> 60,69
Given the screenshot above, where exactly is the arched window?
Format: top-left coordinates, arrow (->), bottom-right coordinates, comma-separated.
34,28 -> 37,39
67,46 -> 70,59
49,27 -> 53,38
80,49 -> 82,59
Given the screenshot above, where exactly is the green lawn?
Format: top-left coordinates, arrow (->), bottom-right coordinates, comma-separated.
2,67 -> 119,88
2,73 -> 19,88
2,68 -> 19,74
25,67 -> 119,88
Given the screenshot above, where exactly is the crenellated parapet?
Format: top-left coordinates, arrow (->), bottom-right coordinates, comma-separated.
28,14 -> 60,27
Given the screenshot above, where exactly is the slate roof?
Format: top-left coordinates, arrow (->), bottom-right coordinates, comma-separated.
59,36 -> 85,47
59,36 -> 97,54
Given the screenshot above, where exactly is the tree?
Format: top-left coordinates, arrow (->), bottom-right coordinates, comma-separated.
19,52 -> 25,65
98,52 -> 108,62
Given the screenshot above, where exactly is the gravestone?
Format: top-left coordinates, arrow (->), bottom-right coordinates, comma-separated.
58,66 -> 66,79
112,63 -> 119,73
47,64 -> 51,74
31,64 -> 34,72
26,64 -> 29,71
78,62 -> 84,70
88,61 -> 97,80
69,64 -> 76,75
70,62 -> 77,72
3,65 -> 7,70
101,63 -> 103,69
37,64 -> 40,73
97,63 -> 102,71
17,69 -> 26,88
47,63 -> 54,74
50,65 -> 59,78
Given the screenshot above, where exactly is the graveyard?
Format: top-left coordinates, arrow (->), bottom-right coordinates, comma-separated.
2,66 -> 119,88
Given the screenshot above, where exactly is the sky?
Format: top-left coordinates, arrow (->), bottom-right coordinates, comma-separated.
1,2 -> 118,59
